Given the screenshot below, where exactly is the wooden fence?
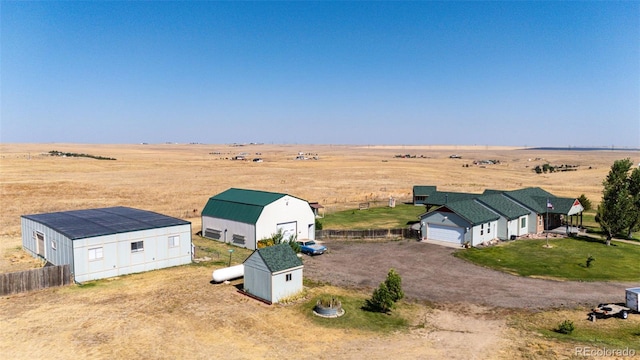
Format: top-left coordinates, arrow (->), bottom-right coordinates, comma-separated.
0,264 -> 71,296
316,228 -> 418,240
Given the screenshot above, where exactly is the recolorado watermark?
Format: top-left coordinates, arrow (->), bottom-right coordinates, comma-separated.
575,346 -> 636,357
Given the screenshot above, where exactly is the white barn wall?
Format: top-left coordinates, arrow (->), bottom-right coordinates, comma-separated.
256,196 -> 315,243
202,217 -> 256,248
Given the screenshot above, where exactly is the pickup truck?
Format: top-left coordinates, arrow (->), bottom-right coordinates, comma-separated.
297,240 -> 327,255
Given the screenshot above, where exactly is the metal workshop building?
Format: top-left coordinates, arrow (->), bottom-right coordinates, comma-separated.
201,188 -> 316,250
21,206 -> 192,283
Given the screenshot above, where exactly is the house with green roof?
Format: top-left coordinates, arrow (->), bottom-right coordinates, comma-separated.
419,199 -> 500,246
476,194 -> 531,240
416,186 -> 585,246
500,187 -> 584,234
201,188 -> 316,250
243,244 -> 304,304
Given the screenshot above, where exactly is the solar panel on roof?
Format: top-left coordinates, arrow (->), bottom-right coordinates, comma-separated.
22,206 -> 190,240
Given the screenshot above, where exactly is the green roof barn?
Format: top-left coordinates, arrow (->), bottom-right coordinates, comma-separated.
201,188 -> 315,250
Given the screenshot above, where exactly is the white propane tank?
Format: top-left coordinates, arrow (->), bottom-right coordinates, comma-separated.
212,264 -> 244,283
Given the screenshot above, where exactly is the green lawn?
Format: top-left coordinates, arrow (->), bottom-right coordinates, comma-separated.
298,290 -> 411,333
580,211 -> 640,241
454,236 -> 640,282
509,308 -> 640,350
319,203 -> 425,230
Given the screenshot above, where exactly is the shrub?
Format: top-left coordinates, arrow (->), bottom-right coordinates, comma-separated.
385,268 -> 404,302
366,282 -> 394,313
365,269 -> 404,313
555,320 -> 575,334
586,255 -> 595,268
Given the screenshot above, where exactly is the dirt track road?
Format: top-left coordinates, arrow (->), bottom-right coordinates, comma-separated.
303,240 -> 634,309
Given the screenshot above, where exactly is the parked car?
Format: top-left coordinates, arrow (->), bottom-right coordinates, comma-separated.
297,240 -> 327,255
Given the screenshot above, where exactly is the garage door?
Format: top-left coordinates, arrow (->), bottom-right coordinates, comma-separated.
277,222 -> 297,241
427,224 -> 464,244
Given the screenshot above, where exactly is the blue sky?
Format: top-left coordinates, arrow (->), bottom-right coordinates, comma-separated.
1,1 -> 638,147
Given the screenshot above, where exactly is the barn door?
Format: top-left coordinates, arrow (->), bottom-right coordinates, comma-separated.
36,231 -> 45,257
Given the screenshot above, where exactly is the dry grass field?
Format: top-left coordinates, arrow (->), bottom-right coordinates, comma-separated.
1,143 -> 638,359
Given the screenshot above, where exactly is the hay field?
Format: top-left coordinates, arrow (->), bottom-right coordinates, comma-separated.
1,143 -> 636,270
1,143 -> 638,359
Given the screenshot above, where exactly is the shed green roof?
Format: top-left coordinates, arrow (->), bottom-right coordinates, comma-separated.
253,244 -> 303,273
476,194 -> 530,220
201,188 -> 287,224
413,186 -> 437,196
441,200 -> 500,225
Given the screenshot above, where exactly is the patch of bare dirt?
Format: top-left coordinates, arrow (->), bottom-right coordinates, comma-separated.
303,240 -> 634,309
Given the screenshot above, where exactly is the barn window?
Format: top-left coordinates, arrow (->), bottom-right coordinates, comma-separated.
487,224 -> 491,234
89,247 -> 103,261
169,235 -> 180,248
521,217 -> 527,228
286,273 -> 292,281
232,234 -> 245,245
131,241 -> 144,253
480,224 -> 484,235
51,240 -> 57,250
205,228 -> 221,240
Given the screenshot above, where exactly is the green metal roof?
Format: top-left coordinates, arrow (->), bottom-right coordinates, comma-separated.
423,191 -> 479,206
413,186 -> 437,196
201,188 -> 287,224
254,244 -> 303,273
476,194 -> 530,220
502,187 -> 555,214
442,200 -> 500,225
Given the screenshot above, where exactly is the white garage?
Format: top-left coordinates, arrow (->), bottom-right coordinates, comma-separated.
420,200 -> 499,247
201,188 -> 315,250
426,224 -> 465,244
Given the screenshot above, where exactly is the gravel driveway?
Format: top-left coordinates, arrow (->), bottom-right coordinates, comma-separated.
303,240 -> 634,309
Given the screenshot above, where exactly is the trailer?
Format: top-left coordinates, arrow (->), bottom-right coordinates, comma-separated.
589,287 -> 640,322
626,287 -> 640,312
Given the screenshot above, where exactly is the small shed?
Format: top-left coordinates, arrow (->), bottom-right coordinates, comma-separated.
21,206 -> 192,282
243,244 -> 303,304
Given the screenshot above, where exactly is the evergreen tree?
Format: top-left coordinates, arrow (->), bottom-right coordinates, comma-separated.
384,268 -> 404,303
577,194 -> 592,212
366,282 -> 394,313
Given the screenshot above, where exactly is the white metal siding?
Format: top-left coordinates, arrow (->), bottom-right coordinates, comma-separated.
202,217 -> 256,249
21,217 -> 74,269
72,223 -> 192,282
257,197 -> 315,243
243,252 -> 272,302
